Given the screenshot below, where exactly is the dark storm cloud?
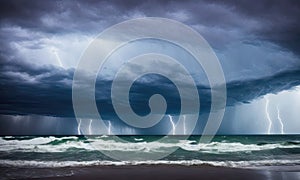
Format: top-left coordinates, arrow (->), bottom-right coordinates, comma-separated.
0,0 -> 300,118
220,0 -> 300,54
0,56 -> 74,117
1,57 -> 300,117
0,0 -> 143,34
1,0 -> 300,52
227,69 -> 300,105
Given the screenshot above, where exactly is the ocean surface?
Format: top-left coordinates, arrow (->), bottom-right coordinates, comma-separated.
0,135 -> 300,178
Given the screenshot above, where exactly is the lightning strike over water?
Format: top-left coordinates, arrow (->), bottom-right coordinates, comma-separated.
276,105 -> 284,134
77,119 -> 81,135
108,121 -> 112,135
265,97 -> 272,134
168,115 -> 175,135
88,119 -> 92,135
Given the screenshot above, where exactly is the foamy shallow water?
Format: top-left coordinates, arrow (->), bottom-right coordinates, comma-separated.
0,135 -> 299,168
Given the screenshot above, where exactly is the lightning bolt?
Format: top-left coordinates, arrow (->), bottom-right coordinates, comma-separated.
88,119 -> 93,135
276,105 -> 284,134
52,49 -> 63,67
108,121 -> 112,135
265,97 -> 272,134
77,119 -> 81,135
168,115 -> 175,135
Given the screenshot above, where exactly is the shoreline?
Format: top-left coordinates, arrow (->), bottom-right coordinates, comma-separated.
2,165 -> 300,180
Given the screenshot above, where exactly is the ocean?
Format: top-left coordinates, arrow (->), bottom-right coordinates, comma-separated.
0,135 -> 300,179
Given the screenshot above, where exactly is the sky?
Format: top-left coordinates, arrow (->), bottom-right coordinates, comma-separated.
0,0 -> 299,135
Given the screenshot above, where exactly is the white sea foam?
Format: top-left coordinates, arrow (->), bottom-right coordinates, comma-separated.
0,159 -> 300,168
0,137 -> 299,154
1,137 -> 299,169
180,141 -> 300,153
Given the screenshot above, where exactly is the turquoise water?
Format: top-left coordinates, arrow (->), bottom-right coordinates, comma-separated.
0,135 -> 299,168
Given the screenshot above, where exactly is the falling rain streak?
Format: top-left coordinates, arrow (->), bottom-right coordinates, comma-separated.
183,115 -> 186,135
88,119 -> 93,135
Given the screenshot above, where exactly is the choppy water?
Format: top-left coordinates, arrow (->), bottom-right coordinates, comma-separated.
0,135 -> 299,169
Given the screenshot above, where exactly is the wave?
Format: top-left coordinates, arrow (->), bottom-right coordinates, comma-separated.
0,136 -> 299,154
1,136 -> 300,169
1,159 -> 300,168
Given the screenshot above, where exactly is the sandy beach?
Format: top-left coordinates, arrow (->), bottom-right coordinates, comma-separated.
2,165 -> 299,180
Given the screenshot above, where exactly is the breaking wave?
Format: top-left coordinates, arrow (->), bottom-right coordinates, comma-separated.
0,135 -> 299,169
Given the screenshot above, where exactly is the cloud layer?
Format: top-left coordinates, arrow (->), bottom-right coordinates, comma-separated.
0,57 -> 299,118
0,0 -> 300,119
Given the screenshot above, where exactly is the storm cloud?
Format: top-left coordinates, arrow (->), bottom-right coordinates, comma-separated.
1,0 -> 300,51
0,0 -> 299,134
0,57 -> 299,117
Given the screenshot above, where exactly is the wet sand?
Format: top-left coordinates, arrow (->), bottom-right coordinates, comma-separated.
13,165 -> 297,180
0,165 -> 300,180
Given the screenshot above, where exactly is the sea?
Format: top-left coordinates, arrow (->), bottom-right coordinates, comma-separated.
0,135 -> 300,179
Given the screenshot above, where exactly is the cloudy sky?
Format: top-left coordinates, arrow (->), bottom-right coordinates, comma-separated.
0,0 -> 299,135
